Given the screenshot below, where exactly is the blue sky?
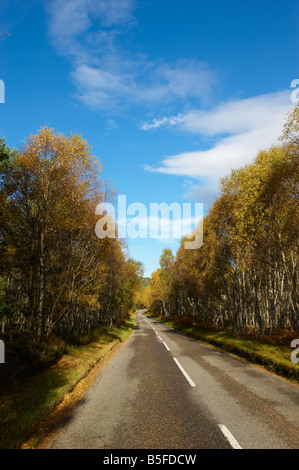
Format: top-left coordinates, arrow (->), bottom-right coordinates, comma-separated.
0,0 -> 298,276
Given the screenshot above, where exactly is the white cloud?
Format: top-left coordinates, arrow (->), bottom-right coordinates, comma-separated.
46,0 -> 134,42
71,60 -> 214,110
106,118 -> 118,130
141,115 -> 183,131
46,0 -> 135,64
45,0 -> 215,110
141,91 -> 290,135
143,91 -> 293,206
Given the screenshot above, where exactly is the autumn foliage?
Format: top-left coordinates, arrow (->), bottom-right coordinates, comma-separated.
0,128 -> 142,346
144,104 -> 299,336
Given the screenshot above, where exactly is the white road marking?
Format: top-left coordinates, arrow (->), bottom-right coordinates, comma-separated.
145,317 -> 170,350
145,319 -> 157,334
173,358 -> 196,387
147,323 -> 157,334
145,314 -> 170,349
218,425 -> 242,449
145,319 -> 158,335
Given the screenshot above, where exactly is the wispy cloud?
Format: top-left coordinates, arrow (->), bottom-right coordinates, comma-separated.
105,118 -> 118,130
142,91 -> 293,208
140,114 -> 183,131
46,0 -> 134,48
45,0 -> 215,111
140,91 -> 290,135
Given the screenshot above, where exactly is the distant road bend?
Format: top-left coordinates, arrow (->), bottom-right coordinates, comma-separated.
48,310 -> 299,449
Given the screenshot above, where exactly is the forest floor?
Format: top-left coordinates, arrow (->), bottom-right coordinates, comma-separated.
0,312 -> 136,449
148,312 -> 299,384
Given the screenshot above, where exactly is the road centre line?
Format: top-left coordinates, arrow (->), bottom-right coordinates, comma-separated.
146,314 -> 240,448
146,315 -> 196,386
144,315 -> 170,351
145,319 -> 156,332
144,317 -> 170,351
218,425 -> 242,449
173,358 -> 196,387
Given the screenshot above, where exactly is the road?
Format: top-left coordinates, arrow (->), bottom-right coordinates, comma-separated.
48,310 -> 299,449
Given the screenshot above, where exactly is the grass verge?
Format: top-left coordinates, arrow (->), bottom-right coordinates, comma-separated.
0,313 -> 136,449
148,313 -> 299,384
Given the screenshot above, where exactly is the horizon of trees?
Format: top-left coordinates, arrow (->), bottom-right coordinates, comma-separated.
142,104 -> 299,336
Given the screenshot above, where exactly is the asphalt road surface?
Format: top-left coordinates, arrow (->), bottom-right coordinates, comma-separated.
48,310 -> 299,449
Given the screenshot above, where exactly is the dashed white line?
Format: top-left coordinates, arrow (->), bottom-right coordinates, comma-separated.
144,315 -> 170,351
173,358 -> 196,387
144,315 -> 240,449
218,425 -> 242,449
